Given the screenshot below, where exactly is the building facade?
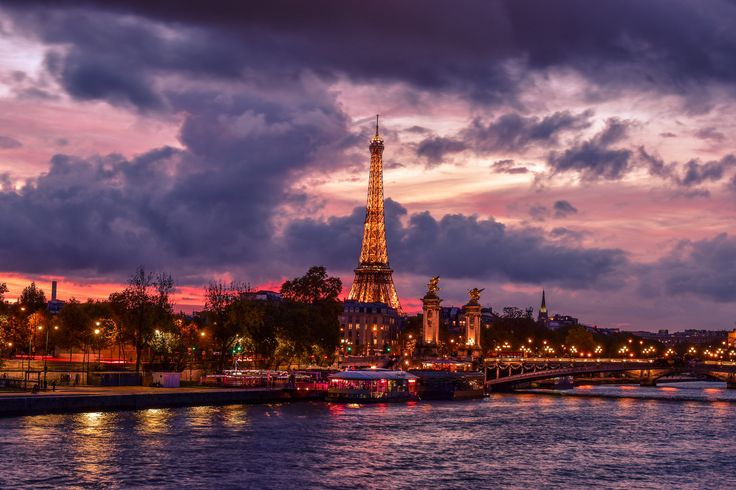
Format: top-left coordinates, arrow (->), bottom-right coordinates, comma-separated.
340,300 -> 401,355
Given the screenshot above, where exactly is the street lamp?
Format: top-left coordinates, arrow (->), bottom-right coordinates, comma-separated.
94,328 -> 101,365
40,325 -> 60,390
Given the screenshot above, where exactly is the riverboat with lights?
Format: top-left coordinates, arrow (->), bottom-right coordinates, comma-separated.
327,369 -> 419,403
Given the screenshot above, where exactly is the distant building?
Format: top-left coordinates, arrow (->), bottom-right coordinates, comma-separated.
547,314 -> 579,330
47,280 -> 65,315
589,326 -> 620,335
242,290 -> 282,302
669,329 -> 728,346
339,300 -> 401,356
440,306 -> 463,336
481,307 -> 494,329
629,329 -> 729,347
437,305 -> 494,341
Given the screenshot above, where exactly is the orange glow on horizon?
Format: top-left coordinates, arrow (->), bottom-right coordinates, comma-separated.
3,271 -> 425,315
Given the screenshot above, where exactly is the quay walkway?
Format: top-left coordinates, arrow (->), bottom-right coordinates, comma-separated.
0,385 -> 324,417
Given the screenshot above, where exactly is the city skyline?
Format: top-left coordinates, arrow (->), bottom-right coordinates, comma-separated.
1,2 -> 736,330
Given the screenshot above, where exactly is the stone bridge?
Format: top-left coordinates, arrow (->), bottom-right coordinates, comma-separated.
483,358 -> 736,391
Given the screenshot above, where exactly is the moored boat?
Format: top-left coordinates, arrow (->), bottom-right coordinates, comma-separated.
327,369 -> 419,403
409,370 -> 485,400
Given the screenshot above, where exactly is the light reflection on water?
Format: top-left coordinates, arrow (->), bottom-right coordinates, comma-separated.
0,382 -> 734,488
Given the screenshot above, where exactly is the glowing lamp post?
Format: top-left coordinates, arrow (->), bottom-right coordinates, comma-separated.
40,325 -> 59,389
94,328 -> 101,366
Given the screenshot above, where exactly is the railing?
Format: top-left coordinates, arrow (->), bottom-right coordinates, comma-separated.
485,357 -> 656,364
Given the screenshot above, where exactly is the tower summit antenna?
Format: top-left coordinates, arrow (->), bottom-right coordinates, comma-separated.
375,114 -> 379,137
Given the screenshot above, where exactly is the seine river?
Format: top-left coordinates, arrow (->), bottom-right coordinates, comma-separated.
1,382 -> 735,489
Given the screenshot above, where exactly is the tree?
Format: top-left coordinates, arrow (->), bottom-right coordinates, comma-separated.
280,266 -> 342,367
400,315 -> 421,356
502,307 -> 524,319
0,283 -> 8,318
236,300 -> 276,368
0,304 -> 32,357
20,282 -> 47,313
57,299 -> 93,362
26,310 -> 49,355
564,326 -> 596,355
109,266 -> 174,373
281,266 -> 342,303
204,281 -> 249,372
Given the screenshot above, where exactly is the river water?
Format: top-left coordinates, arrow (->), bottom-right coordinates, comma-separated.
1,382 -> 734,489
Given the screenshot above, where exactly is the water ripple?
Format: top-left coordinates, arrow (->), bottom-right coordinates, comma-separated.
0,383 -> 734,488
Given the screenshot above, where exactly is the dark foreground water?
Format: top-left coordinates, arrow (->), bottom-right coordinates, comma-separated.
1,382 -> 735,489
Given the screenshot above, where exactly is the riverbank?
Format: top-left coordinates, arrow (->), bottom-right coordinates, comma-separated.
0,385 -> 324,417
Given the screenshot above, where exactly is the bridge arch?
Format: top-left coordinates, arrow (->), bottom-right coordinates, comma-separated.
483,358 -> 736,391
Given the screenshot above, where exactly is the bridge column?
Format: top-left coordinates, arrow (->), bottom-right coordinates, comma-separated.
640,369 -> 656,387
727,374 -> 736,389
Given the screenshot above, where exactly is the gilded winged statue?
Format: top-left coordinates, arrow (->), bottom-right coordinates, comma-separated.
468,287 -> 484,302
427,276 -> 440,295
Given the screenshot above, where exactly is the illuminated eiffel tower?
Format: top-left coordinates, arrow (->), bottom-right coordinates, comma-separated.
347,116 -> 402,312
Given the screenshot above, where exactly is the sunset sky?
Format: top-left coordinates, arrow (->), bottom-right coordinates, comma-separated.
1,1 -> 735,330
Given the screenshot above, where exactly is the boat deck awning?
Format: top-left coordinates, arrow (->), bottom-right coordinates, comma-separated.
329,370 -> 419,381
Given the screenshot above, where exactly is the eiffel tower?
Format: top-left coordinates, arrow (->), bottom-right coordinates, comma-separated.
347,116 -> 402,312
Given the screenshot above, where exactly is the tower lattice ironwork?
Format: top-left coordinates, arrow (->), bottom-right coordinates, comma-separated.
347,116 -> 402,312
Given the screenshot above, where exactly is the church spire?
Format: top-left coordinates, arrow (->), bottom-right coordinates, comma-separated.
538,289 -> 548,324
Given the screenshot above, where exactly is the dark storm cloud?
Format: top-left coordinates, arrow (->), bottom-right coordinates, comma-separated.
282,199 -> 409,272
550,227 -> 586,241
415,137 -> 467,165
553,200 -> 578,218
642,234 -> 736,302
528,205 -> 549,222
0,135 -> 22,149
695,127 -> 726,142
491,160 -> 529,175
547,119 -> 633,180
679,155 -> 736,187
417,110 -> 593,163
283,200 -> 628,289
0,89 -> 356,280
526,200 -> 577,221
44,50 -> 164,110
637,148 -> 736,187
6,0 -> 736,109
